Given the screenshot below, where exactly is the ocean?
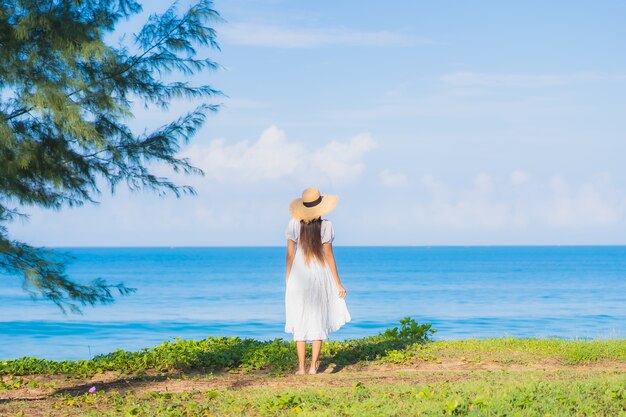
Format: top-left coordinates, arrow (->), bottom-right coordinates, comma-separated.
1,246 -> 625,360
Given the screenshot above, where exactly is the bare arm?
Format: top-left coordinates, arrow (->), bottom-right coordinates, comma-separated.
285,239 -> 296,282
323,243 -> 347,298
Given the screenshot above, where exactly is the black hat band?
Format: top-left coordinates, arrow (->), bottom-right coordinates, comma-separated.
302,195 -> 323,207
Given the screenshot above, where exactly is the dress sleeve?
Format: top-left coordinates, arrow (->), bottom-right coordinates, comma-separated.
285,218 -> 298,242
321,220 -> 335,244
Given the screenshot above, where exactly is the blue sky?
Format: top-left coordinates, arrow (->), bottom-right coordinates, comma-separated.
9,0 -> 626,245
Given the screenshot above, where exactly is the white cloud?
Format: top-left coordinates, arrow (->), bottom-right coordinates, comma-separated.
408,172 -> 626,230
10,169 -> 626,246
322,71 -> 626,127
421,174 -> 443,189
312,133 -> 378,184
322,90 -> 583,125
544,174 -> 623,227
220,23 -> 422,48
416,173 -> 513,229
379,169 -> 408,187
473,173 -> 493,193
442,72 -> 573,88
187,125 -> 304,181
511,170 -> 530,186
441,72 -> 625,89
421,174 -> 450,201
183,126 -> 377,184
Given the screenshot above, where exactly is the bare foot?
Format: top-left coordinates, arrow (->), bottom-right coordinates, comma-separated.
294,369 -> 306,375
308,361 -> 320,375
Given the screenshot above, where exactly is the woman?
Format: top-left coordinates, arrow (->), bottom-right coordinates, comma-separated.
285,187 -> 351,375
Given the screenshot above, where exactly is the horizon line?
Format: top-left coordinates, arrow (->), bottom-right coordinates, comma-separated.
45,244 -> 626,249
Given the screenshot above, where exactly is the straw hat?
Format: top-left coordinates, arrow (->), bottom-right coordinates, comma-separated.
290,187 -> 338,222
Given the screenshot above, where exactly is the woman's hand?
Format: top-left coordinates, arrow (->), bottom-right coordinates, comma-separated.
337,285 -> 347,298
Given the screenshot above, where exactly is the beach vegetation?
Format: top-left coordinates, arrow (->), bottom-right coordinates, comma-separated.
1,320 -> 624,416
1,319 -> 623,378
0,318 -> 431,377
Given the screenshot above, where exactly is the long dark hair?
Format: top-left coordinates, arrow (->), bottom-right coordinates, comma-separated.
299,217 -> 325,264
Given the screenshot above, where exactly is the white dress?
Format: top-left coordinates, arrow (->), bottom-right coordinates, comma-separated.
284,218 -> 351,341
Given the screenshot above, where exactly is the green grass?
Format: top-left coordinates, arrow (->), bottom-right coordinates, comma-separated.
404,337 -> 626,365
10,371 -> 623,416
1,319 -> 625,416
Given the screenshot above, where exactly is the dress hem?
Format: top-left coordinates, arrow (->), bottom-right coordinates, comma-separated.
285,316 -> 351,341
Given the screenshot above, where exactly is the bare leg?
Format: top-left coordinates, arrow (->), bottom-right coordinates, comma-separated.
309,340 -> 322,374
295,341 -> 306,374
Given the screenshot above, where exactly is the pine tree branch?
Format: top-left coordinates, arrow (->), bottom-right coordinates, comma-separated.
0,0 -> 221,312
3,106 -> 33,122
3,1 -> 221,124
0,233 -> 136,314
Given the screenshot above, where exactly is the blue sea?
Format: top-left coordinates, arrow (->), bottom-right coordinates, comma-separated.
1,246 -> 625,360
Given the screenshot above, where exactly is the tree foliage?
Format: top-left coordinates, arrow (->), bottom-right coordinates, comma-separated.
0,0 -> 222,312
